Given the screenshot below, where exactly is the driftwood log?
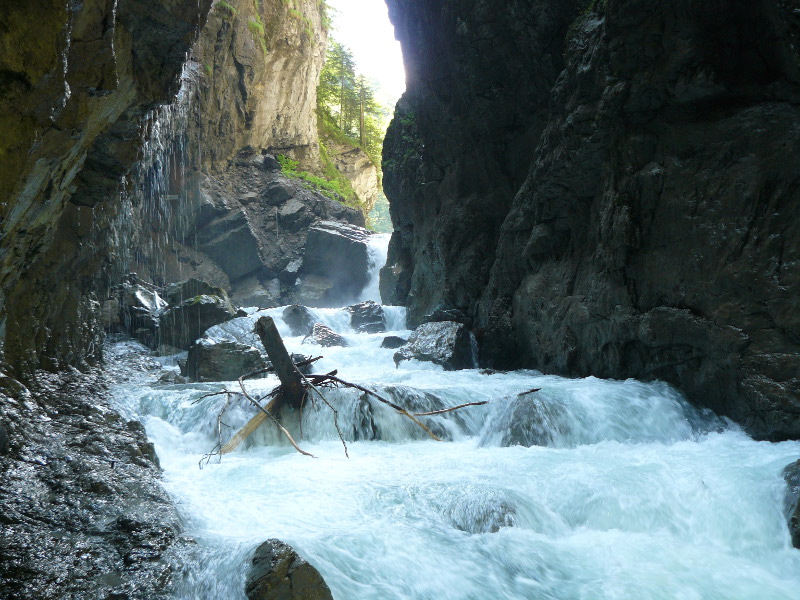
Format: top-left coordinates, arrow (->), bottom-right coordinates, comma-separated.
202,316 -> 490,462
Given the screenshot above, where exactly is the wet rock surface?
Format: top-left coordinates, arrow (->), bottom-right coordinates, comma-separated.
303,323 -> 349,348
380,335 -> 407,350
299,221 -> 371,306
282,305 -> 316,337
0,0 -> 214,373
347,301 -> 386,334
245,539 -> 333,600
383,0 -> 800,439
784,459 -> 800,549
394,321 -> 476,371
0,368 -> 188,600
159,293 -> 237,350
184,339 -> 268,382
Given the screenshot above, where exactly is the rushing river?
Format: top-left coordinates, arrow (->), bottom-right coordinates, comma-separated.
109,241 -> 800,600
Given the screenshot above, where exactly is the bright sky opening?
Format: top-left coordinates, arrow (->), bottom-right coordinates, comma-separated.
327,0 -> 406,106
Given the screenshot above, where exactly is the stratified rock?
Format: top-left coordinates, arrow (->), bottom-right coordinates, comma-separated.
784,459 -> 800,549
300,221 -> 370,306
159,295 -> 237,350
381,335 -> 407,349
347,301 -> 386,333
283,305 -> 316,337
245,539 -> 333,600
303,323 -> 348,348
184,339 -> 267,382
393,321 -> 476,371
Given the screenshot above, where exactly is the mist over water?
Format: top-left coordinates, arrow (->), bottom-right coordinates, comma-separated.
110,237 -> 800,600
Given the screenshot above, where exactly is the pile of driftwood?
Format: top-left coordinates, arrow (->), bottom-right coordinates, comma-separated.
198,316 -> 486,464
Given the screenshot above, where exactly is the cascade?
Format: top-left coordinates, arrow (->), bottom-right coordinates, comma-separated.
107,237 -> 800,600
111,60 -> 199,287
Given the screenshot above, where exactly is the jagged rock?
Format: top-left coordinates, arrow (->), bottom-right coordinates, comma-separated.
347,301 -> 386,333
325,140 -> 380,212
303,323 -> 348,348
283,305 -> 315,337
393,321 -> 476,371
300,221 -> 370,306
231,276 -> 280,309
381,335 -> 407,349
164,278 -> 229,307
159,295 -> 237,350
118,282 -> 167,350
784,460 -> 800,549
245,539 -> 333,600
183,339 -> 268,382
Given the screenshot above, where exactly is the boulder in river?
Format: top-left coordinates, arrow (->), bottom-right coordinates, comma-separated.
245,539 -> 333,600
784,459 -> 800,549
393,321 -> 476,370
299,220 -> 370,306
380,335 -> 407,349
159,292 -> 237,350
283,305 -> 316,337
303,323 -> 348,348
347,301 -> 386,333
184,339 -> 268,382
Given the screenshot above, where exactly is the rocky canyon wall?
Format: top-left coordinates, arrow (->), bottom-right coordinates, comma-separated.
383,0 -> 800,440
0,0 -> 214,374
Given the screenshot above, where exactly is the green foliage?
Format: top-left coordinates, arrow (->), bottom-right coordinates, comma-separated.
277,154 -> 359,208
216,0 -> 237,17
317,39 -> 392,166
204,63 -> 213,77
248,11 -> 268,55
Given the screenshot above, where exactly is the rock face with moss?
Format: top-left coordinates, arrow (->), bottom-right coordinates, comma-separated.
383,0 -> 800,440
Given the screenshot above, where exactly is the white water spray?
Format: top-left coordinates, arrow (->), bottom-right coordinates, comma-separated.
110,300 -> 800,599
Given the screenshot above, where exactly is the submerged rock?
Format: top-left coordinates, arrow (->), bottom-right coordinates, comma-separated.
347,301 -> 386,333
380,335 -> 407,349
784,459 -> 800,549
245,539 -> 333,600
184,339 -> 268,382
394,321 -> 476,370
283,305 -> 316,337
303,323 -> 348,348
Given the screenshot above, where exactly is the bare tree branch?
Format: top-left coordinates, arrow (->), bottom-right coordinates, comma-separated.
413,401 -> 489,416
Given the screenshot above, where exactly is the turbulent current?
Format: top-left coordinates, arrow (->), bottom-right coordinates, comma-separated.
109,243 -> 800,599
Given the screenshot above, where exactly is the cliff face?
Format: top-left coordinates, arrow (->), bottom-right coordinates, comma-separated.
191,0 -> 328,171
381,0 -> 583,317
0,0 -> 213,373
384,0 -> 800,440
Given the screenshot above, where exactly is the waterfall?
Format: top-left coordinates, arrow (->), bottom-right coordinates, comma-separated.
109,59 -> 198,287
359,233 -> 391,303
109,302 -> 800,600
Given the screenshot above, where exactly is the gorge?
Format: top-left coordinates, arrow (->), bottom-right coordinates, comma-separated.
1,0 -> 800,598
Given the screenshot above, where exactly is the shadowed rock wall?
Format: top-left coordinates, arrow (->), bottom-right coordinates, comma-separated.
0,0 -> 213,374
383,0 -> 800,440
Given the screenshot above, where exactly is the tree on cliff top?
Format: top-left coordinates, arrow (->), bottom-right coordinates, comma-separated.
317,39 -> 389,166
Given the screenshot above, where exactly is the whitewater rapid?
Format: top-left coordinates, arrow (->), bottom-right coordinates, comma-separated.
109,301 -> 800,600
